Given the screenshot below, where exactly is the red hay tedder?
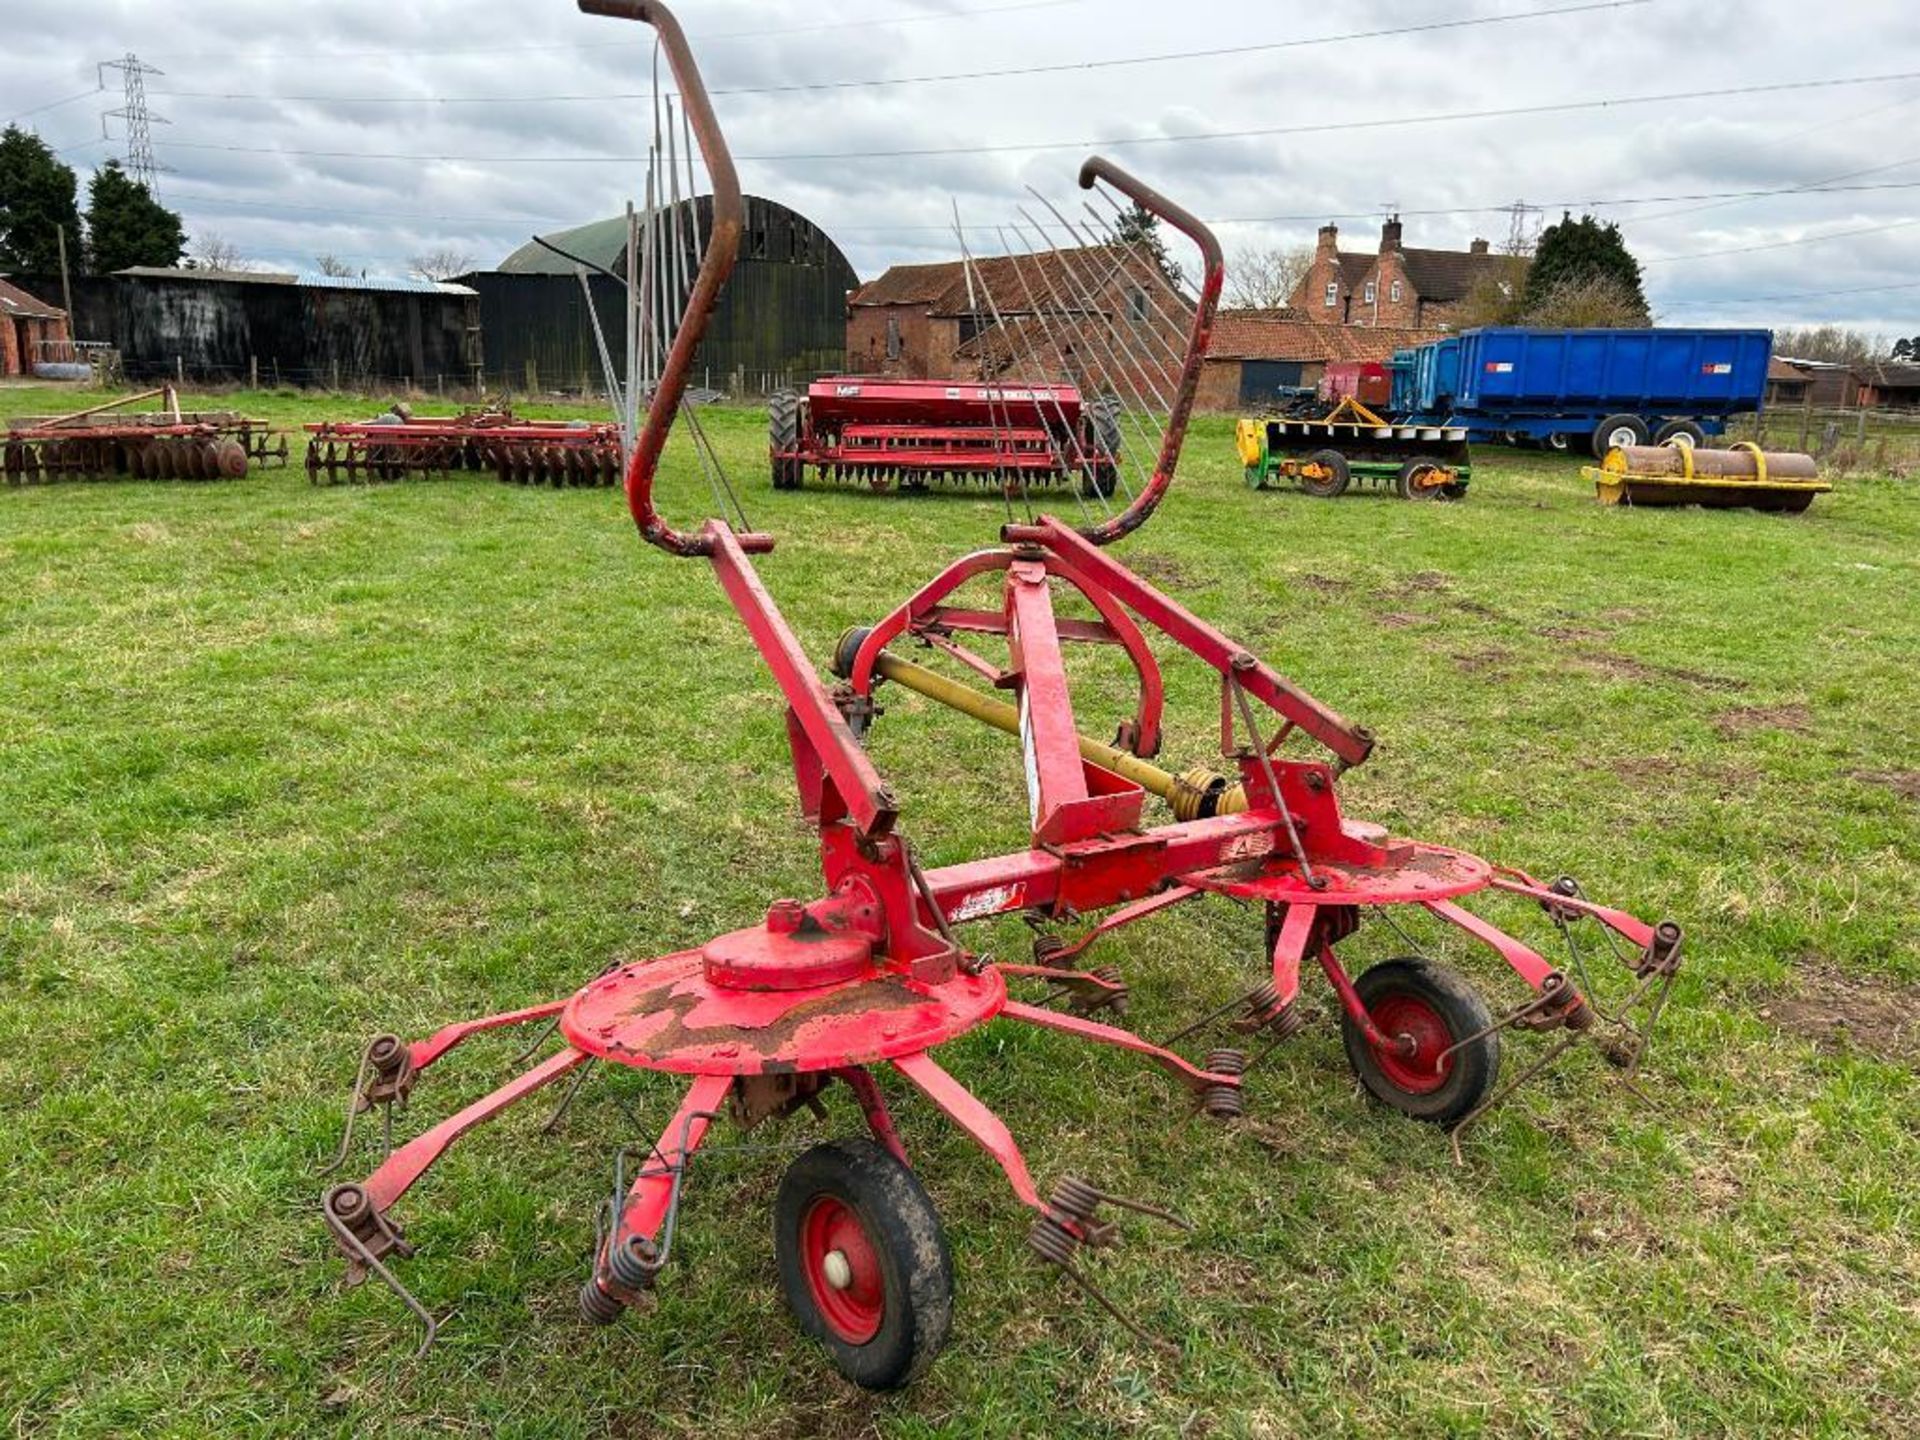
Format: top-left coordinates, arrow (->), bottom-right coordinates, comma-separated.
321,0 -> 1684,1391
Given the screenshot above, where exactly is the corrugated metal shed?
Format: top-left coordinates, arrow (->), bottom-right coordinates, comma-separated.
0,278 -> 65,320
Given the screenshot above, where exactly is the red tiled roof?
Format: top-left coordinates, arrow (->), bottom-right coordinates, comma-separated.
850,245 -> 1165,317
0,278 -> 64,320
1206,312 -> 1441,364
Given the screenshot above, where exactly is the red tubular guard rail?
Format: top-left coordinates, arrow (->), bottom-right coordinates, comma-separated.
582,0 -> 771,559
1017,157 -> 1224,548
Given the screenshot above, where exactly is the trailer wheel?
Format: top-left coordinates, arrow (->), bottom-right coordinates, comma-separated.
1654,419 -> 1706,449
769,390 -> 803,489
1592,414 -> 1649,458
1299,448 -> 1350,499
1340,957 -> 1500,1127
775,1139 -> 953,1391
1543,433 -> 1570,452
1396,459 -> 1452,501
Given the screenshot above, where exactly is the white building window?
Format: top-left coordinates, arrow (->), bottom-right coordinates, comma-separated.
1390,280 -> 1403,303
1323,281 -> 1338,308
1363,281 -> 1376,304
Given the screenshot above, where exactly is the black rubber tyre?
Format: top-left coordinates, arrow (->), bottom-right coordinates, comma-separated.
1299,448 -> 1351,498
1591,413 -> 1650,459
1339,957 -> 1500,1128
1543,432 -> 1570,453
1396,458 -> 1451,501
769,390 -> 803,489
774,1139 -> 953,1391
1081,395 -> 1123,498
1654,418 -> 1706,449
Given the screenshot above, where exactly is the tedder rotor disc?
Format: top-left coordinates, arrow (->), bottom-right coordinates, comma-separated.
561,949 -> 1006,1076
1185,838 -> 1491,906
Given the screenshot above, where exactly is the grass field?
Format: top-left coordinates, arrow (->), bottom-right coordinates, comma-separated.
3,385 -> 1917,1438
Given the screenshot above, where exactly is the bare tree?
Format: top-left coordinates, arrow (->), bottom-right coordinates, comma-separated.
408,247 -> 475,281
1773,325 -> 1887,365
1225,243 -> 1313,310
190,232 -> 249,272
313,253 -> 355,277
1521,273 -> 1650,329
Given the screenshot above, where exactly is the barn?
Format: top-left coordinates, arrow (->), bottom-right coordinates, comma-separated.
467,194 -> 858,395
1195,311 -> 1444,412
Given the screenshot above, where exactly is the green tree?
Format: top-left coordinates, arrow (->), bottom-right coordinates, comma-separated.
1520,211 -> 1649,323
1112,201 -> 1183,289
85,160 -> 184,273
0,125 -> 83,275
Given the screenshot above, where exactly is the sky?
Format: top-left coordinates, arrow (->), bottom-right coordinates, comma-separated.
7,0 -> 1917,334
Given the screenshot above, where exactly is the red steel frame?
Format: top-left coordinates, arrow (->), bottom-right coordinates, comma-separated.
323,0 -> 1681,1364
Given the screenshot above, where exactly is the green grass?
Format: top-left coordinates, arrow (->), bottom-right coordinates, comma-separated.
2,385 -> 1917,1438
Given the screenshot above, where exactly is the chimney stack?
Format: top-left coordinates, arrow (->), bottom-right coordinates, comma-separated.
1379,215 -> 1402,253
1315,222 -> 1339,257
1469,238 -> 1490,255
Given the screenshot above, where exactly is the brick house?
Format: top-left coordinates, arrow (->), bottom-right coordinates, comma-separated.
0,278 -> 71,377
1196,310 -> 1445,411
1289,217 -> 1525,330
845,245 -> 1182,395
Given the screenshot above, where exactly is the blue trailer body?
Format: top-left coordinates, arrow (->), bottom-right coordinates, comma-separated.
1391,327 -> 1772,450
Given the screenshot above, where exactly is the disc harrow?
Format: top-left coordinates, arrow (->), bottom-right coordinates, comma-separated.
304,405 -> 623,487
3,386 -> 261,484
318,0 -> 1683,1391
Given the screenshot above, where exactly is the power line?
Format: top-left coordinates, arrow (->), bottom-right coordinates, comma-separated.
1647,214 -> 1920,264
141,0 -> 1082,64
138,68 -> 1920,167
3,86 -> 102,126
156,175 -> 1920,236
1659,277 -> 1920,307
140,1 -> 1651,107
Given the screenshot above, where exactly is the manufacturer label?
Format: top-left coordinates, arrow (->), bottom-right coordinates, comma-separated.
1701,362 -> 1733,375
1220,831 -> 1275,863
950,882 -> 1025,923
835,384 -> 862,396
1484,361 -> 1515,373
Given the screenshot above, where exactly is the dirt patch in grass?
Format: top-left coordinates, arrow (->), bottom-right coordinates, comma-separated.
1452,646 -> 1515,676
1454,598 -> 1504,618
1570,648 -> 1748,692
1535,623 -> 1609,643
1295,572 -> 1350,594
1762,962 -> 1920,1065
1714,703 -> 1813,737
1128,551 -> 1200,590
1395,570 -> 1451,594
1377,611 -> 1425,630
1853,770 -> 1920,802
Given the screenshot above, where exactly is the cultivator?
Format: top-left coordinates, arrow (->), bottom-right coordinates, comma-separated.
304,405 -> 623,486
1237,397 -> 1472,500
320,0 -> 1683,1391
2,386 -> 267,484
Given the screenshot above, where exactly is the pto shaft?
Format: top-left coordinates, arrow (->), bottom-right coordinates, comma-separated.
850,639 -> 1245,821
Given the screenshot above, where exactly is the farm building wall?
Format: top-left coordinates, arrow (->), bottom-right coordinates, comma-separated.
8,271 -> 480,388
471,194 -> 858,395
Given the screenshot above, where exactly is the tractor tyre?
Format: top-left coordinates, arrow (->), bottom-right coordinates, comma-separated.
774,1139 -> 953,1391
1299,448 -> 1351,499
1396,458 -> 1451,501
1081,394 -> 1123,498
769,389 -> 803,490
1592,414 -> 1650,459
1340,956 -> 1500,1128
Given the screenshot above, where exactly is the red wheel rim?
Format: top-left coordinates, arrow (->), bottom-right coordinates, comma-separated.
798,1196 -> 885,1344
1367,992 -> 1454,1095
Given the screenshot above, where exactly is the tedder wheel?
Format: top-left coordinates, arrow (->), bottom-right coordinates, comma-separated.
769,389 -> 803,490
1298,448 -> 1351,499
1339,956 -> 1500,1128
1395,458 -> 1452,501
1591,414 -> 1650,459
1654,418 -> 1706,449
774,1138 -> 953,1391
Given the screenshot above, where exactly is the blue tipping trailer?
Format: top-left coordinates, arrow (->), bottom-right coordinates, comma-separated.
1389,327 -> 1772,457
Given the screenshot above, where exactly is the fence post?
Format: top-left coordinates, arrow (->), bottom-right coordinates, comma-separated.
176,355 -> 185,386
249,355 -> 259,390
1798,390 -> 1812,450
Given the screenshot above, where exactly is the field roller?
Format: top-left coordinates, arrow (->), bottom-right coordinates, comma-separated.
320,0 -> 1683,1392
1587,442 -> 1831,512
